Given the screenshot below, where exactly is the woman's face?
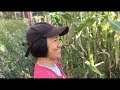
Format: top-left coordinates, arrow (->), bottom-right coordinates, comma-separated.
47,35 -> 62,60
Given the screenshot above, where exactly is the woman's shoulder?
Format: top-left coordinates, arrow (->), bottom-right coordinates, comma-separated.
34,63 -> 57,78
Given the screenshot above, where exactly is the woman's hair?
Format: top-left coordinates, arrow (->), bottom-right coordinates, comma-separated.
30,37 -> 48,58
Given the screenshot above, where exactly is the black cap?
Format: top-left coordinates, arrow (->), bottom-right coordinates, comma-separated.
25,22 -> 69,57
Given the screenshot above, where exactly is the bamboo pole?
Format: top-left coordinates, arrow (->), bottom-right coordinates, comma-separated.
27,11 -> 33,26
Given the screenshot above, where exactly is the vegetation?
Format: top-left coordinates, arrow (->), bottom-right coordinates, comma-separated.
0,19 -> 34,78
0,12 -> 120,78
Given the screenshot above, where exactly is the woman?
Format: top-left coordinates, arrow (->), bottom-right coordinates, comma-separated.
25,22 -> 69,78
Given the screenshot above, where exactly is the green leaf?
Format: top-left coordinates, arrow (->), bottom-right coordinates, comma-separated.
71,44 -> 78,51
67,23 -> 77,43
61,13 -> 72,20
92,67 -> 104,77
109,19 -> 120,32
95,61 -> 104,67
85,60 -> 104,77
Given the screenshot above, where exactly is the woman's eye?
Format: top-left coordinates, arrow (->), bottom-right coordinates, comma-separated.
54,39 -> 57,41
59,38 -> 61,40
53,37 -> 61,41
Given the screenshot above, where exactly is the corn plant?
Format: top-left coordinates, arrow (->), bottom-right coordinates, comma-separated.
50,12 -> 120,78
109,19 -> 120,69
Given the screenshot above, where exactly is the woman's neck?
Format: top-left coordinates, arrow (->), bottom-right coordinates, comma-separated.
37,57 -> 56,67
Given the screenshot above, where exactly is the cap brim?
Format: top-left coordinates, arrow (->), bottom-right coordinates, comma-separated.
43,26 -> 69,37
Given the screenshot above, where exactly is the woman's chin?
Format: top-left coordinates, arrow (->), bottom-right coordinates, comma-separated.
56,55 -> 62,59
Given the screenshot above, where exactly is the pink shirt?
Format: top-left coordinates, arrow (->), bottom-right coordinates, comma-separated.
34,60 -> 68,79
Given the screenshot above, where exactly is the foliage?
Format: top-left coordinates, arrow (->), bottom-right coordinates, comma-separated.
0,19 -> 34,78
0,12 -> 120,78
50,12 -> 120,78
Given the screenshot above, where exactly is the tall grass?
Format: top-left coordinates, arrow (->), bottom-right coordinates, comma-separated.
0,19 -> 34,78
